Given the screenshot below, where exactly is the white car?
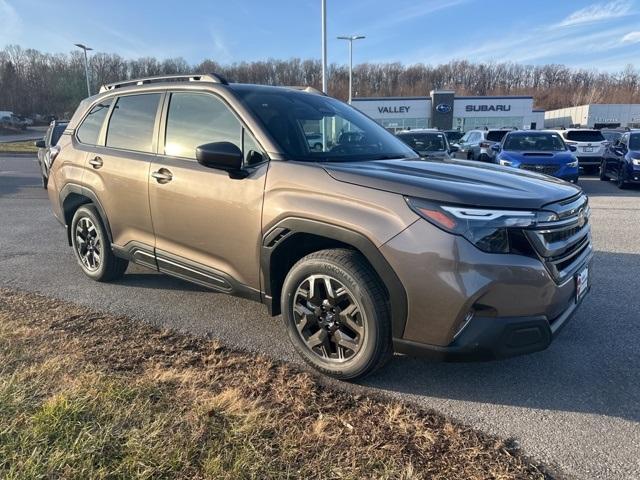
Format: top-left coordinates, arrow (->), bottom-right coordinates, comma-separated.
552,129 -> 608,174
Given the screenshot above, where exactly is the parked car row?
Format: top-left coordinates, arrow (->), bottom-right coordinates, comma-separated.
35,120 -> 68,188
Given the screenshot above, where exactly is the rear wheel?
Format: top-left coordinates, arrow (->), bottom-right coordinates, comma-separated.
70,205 -> 128,281
616,167 -> 628,189
281,249 -> 392,380
599,162 -> 609,181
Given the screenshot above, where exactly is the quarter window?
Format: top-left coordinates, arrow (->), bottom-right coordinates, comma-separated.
76,99 -> 112,145
165,92 -> 241,159
106,94 -> 161,153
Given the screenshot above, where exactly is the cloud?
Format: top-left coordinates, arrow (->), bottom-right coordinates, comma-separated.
621,31 -> 640,43
553,0 -> 632,28
0,0 -> 22,45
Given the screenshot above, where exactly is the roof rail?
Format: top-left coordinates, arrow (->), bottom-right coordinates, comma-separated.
99,73 -> 228,93
286,86 -> 327,96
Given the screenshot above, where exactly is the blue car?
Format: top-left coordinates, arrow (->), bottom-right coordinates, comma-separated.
492,130 -> 579,183
600,130 -> 640,189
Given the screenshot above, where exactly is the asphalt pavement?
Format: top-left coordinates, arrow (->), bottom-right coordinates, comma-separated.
1,154 -> 638,480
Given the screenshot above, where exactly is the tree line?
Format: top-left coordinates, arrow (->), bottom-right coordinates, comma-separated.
1,44 -> 639,118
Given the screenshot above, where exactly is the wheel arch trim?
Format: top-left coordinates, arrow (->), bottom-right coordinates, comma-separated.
261,217 -> 408,339
59,183 -> 113,246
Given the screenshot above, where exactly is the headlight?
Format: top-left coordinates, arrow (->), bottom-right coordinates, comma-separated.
632,158 -> 640,166
406,197 -> 558,253
499,159 -> 513,167
567,160 -> 578,168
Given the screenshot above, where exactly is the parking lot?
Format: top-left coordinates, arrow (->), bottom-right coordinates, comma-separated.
0,154 -> 638,480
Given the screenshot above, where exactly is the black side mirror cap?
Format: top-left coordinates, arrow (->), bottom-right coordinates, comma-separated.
196,142 -> 246,177
568,145 -> 577,152
449,145 -> 459,153
34,139 -> 46,148
490,144 -> 501,152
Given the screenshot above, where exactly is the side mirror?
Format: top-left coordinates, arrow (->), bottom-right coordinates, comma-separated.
196,142 -> 245,177
35,139 -> 46,148
449,145 -> 459,153
568,145 -> 577,152
491,144 -> 501,152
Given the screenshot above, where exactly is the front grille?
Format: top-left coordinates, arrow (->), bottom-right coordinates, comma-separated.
524,194 -> 592,282
576,156 -> 602,164
520,164 -> 559,175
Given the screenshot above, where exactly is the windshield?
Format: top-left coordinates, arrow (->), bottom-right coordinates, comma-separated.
503,132 -> 566,151
234,87 -> 417,162
444,130 -> 463,142
630,134 -> 640,150
397,132 -> 447,153
602,131 -> 622,143
564,130 -> 605,142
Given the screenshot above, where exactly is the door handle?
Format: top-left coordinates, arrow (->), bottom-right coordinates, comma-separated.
88,156 -> 103,169
151,168 -> 173,183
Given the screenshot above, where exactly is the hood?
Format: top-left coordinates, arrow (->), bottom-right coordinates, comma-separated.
500,150 -> 574,164
419,151 -> 450,160
322,158 -> 581,209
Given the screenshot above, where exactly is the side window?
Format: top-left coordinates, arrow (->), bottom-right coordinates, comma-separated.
460,132 -> 470,143
468,132 -> 479,143
106,94 -> 161,153
165,92 -> 241,159
243,129 -> 264,166
76,99 -> 112,145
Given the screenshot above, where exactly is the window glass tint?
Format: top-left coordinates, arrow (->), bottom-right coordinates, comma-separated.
76,100 -> 112,145
565,130 -> 605,142
629,134 -> 640,150
602,131 -> 622,143
106,94 -> 160,152
51,124 -> 67,146
165,93 -> 241,158
503,133 -> 566,151
243,129 -> 264,165
398,132 -> 447,153
445,130 -> 463,142
486,130 -> 508,142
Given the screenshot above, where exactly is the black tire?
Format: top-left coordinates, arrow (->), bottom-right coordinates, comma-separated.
281,248 -> 392,380
41,174 -> 48,189
70,205 -> 128,282
599,162 -> 609,181
617,167 -> 628,189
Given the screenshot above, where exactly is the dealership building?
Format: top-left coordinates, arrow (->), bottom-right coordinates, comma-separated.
544,104 -> 640,129
352,90 -> 545,133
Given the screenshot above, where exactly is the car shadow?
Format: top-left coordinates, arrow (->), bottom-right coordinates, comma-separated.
360,250 -> 640,424
113,270 -> 210,293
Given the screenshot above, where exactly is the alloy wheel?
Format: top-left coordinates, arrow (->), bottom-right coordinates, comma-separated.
293,274 -> 365,363
75,217 -> 102,271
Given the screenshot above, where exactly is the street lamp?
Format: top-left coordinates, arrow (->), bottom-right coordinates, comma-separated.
321,0 -> 327,94
74,43 -> 93,97
336,35 -> 365,104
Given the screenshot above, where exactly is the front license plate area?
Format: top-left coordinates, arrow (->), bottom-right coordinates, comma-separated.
576,266 -> 589,302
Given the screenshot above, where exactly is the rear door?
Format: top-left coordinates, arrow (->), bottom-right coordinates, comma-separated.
148,90 -> 268,291
82,92 -> 162,264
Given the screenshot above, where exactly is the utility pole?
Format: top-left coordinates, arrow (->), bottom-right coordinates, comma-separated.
321,0 -> 327,94
337,35 -> 365,104
74,43 -> 93,97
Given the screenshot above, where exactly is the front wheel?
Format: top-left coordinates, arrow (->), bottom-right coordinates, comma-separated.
281,249 -> 392,380
70,205 -> 128,281
617,168 -> 629,189
599,162 -> 609,181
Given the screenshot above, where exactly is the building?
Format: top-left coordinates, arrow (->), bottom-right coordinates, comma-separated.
351,90 -> 545,133
544,104 -> 640,129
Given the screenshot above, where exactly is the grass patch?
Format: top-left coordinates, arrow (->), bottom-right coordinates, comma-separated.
0,288 -> 555,479
0,140 -> 38,154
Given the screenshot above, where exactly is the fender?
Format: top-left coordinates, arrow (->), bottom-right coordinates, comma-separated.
58,183 -> 113,246
261,217 -> 408,339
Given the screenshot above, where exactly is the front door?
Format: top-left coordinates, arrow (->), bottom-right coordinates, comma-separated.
149,91 -> 268,292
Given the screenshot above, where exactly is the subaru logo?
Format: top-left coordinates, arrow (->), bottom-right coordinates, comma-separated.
535,165 -> 544,170
436,103 -> 452,113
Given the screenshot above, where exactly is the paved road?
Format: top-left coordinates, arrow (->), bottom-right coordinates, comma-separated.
1,154 -> 639,480
0,126 -> 47,143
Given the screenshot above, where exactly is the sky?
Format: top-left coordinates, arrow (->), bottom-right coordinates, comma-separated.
1,0 -> 639,71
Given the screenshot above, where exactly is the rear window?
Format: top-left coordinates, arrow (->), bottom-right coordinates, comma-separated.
106,94 -> 161,153
397,132 -> 447,153
564,130 -> 605,142
630,134 -> 640,150
76,100 -> 112,145
486,130 -> 508,142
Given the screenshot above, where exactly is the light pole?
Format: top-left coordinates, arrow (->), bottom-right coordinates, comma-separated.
74,43 -> 93,97
337,35 -> 365,104
321,0 -> 327,94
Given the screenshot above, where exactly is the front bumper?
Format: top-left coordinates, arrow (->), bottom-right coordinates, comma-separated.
381,219 -> 593,361
576,156 -> 603,166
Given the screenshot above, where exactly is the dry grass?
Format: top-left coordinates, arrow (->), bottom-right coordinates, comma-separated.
0,140 -> 38,153
0,288 -> 555,479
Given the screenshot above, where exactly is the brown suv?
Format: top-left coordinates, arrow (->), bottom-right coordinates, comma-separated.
47,74 -> 593,379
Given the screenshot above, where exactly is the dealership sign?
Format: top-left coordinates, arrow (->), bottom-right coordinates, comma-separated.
378,106 -> 411,114
435,103 -> 452,113
465,105 -> 512,112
